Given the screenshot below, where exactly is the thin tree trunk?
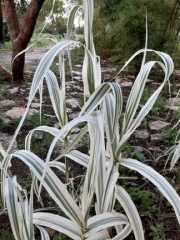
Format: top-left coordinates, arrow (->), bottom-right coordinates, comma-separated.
4,0 -> 45,82
0,0 -> 4,44
164,0 -> 180,34
11,40 -> 26,82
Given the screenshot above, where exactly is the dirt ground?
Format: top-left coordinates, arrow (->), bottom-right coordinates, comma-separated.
0,46 -> 52,73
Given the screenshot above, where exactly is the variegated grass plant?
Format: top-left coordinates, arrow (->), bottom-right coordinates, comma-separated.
0,0 -> 180,239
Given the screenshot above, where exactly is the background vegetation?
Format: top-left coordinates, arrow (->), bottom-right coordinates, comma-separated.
93,0 -> 180,70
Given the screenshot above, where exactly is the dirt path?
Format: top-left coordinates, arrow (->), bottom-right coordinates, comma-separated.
0,45 -> 53,73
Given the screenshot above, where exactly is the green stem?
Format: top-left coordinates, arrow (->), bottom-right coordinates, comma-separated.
65,156 -> 69,191
64,136 -> 69,191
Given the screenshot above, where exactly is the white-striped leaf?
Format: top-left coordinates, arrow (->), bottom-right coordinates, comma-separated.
40,115 -> 94,195
5,177 -> 30,240
116,56 -> 174,157
33,213 -> 82,240
54,126 -> 88,161
67,5 -> 83,40
5,177 -> 22,240
0,144 -> 5,160
7,40 -> 76,154
86,212 -> 130,237
120,158 -> 180,225
25,126 -> 62,152
80,82 -> 122,117
100,163 -> 119,213
82,0 -> 100,96
170,142 -> 180,170
7,150 -> 84,228
45,70 -> 67,127
116,185 -> 144,240
64,150 -> 89,168
82,112 -> 103,220
112,224 -> 132,240
48,161 -> 66,173
36,225 -> 50,240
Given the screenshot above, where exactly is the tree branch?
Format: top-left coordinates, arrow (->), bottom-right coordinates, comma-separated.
4,0 -> 20,41
18,0 -> 45,46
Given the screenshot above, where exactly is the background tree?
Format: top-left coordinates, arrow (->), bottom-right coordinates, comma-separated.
37,0 -> 65,35
0,0 -> 4,44
3,0 -> 48,82
0,0 -> 65,82
93,0 -> 180,71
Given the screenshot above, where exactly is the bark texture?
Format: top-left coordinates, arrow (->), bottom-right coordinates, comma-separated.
4,0 -> 45,82
0,0 -> 4,44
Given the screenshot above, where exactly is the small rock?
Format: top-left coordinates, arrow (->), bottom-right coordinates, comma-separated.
31,103 -> 41,108
0,100 -> 16,107
149,121 -> 171,132
73,76 -> 82,81
133,146 -> 144,152
166,105 -> 180,111
19,89 -> 26,93
72,70 -> 82,76
148,146 -> 161,151
127,75 -> 135,80
114,77 -> 121,83
74,64 -> 82,68
111,67 -> 117,72
68,112 -> 80,120
34,131 -> 43,139
66,99 -> 80,110
73,85 -> 83,92
4,107 -> 38,118
71,127 -> 81,134
102,67 -> 117,73
146,79 -> 154,83
25,97 -> 39,102
173,70 -> 180,76
151,134 -> 161,141
120,81 -> 133,87
167,97 -> 180,106
101,68 -> 112,74
66,86 -> 72,90
9,87 -> 19,94
134,130 -> 149,139
65,81 -> 71,85
152,82 -> 161,86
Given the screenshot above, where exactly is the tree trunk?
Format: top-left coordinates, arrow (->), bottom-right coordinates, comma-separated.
11,40 -> 26,82
4,0 -> 45,82
0,0 -> 4,44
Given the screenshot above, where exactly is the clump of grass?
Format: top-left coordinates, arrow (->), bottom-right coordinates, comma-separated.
127,187 -> 156,213
140,87 -> 166,115
160,127 -> 179,146
0,229 -> 14,240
